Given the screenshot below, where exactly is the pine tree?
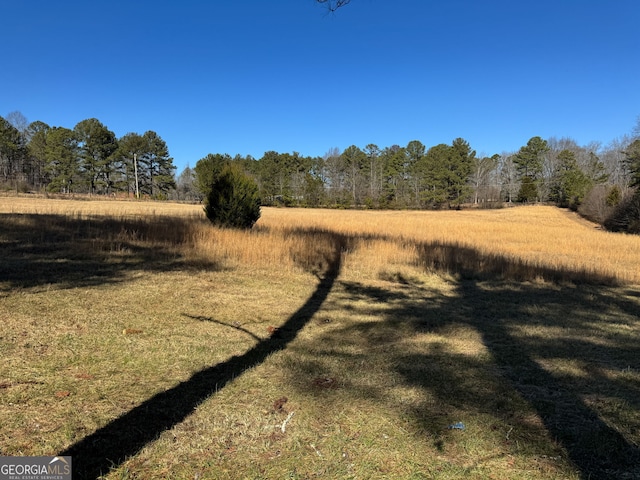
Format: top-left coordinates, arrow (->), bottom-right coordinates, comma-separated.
517,176 -> 538,203
625,139 -> 640,188
140,131 -> 176,198
74,118 -> 118,195
550,149 -> 592,209
514,137 -> 549,202
44,127 -> 79,194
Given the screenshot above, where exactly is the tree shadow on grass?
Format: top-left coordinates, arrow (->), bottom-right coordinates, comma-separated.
58,230 -> 351,479
0,214 -> 223,293
417,243 -> 640,478
294,240 -> 640,479
451,280 -> 640,479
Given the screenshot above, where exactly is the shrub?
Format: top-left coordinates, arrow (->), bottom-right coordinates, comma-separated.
604,189 -> 640,234
204,164 -> 261,229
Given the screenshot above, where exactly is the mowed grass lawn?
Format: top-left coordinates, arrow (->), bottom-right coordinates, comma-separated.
1,196 -> 639,479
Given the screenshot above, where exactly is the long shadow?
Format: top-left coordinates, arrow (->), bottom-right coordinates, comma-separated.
59,233 -> 349,479
0,214 -> 221,292
184,315 -> 262,342
455,281 -> 640,478
412,242 -> 640,478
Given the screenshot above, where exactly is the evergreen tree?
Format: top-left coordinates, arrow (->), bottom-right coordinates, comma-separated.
604,189 -> 640,233
406,140 -> 426,207
258,151 -> 296,205
514,136 -> 548,179
550,149 -> 592,209
419,139 -> 474,208
583,151 -> 608,185
26,121 -> 50,190
446,138 -> 475,206
517,176 -> 538,202
194,153 -> 232,198
204,163 -> 261,229
114,132 -> 147,196
74,118 -> 118,194
625,139 -> 640,188
514,136 -> 549,202
421,143 -> 450,207
380,145 -> 407,208
44,127 -> 79,193
140,131 -> 176,198
302,171 -> 325,207
606,185 -> 621,207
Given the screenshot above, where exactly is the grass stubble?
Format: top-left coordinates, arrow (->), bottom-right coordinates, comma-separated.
0,196 -> 639,479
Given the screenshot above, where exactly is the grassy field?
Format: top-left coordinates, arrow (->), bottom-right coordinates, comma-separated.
1,197 -> 639,479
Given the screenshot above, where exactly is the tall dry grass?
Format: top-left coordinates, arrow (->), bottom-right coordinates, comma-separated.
2,197 -> 639,284
189,206 -> 640,285
251,207 -> 640,284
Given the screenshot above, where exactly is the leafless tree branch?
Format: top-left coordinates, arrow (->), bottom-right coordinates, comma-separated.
316,0 -> 351,12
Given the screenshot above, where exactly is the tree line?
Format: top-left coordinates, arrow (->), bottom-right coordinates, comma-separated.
0,112 -> 175,198
183,132 -> 639,214
2,110 -> 640,226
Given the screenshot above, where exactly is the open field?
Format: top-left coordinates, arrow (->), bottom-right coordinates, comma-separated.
1,197 -> 639,479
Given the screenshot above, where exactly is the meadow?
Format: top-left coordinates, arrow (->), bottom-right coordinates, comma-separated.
1,196 -> 639,479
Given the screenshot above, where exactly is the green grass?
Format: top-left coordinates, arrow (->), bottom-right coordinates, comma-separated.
1,206 -> 639,479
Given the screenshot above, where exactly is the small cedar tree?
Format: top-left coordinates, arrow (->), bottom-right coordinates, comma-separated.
204,164 -> 261,229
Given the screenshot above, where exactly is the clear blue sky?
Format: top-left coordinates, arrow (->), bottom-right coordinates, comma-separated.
2,0 -> 639,173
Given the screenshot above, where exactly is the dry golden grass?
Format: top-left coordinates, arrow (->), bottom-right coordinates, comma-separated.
254,206 -> 640,285
1,196 -> 639,479
0,196 -> 201,217
3,197 -> 638,284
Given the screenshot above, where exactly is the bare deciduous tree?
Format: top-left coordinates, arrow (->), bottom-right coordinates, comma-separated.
6,111 -> 29,138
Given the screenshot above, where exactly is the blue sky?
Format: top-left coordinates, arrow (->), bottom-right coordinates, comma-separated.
2,0 -> 639,173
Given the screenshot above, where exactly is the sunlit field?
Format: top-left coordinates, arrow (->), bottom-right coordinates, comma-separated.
3,196 -> 638,284
1,196 -> 639,479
